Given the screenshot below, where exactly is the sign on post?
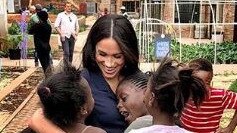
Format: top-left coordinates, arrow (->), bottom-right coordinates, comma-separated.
155,34 -> 171,60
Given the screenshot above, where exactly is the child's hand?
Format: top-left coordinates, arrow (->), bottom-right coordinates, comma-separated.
216,127 -> 234,133
28,108 -> 66,133
28,108 -> 44,131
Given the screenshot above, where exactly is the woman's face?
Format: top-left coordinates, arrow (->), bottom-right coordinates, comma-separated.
95,38 -> 125,79
117,83 -> 147,124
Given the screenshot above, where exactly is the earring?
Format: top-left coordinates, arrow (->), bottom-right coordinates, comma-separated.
124,65 -> 127,69
82,110 -> 88,115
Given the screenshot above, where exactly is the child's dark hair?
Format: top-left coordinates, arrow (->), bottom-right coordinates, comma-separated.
37,63 -> 87,128
118,71 -> 149,90
149,58 -> 206,115
189,58 -> 213,72
37,11 -> 48,22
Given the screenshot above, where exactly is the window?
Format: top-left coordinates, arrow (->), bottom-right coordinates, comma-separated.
87,2 -> 96,14
174,1 -> 200,23
216,4 -> 223,23
122,1 -> 139,12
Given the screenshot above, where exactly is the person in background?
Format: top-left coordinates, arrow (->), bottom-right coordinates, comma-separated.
116,71 -> 152,133
28,14 -> 140,133
28,4 -> 42,67
102,8 -> 108,16
21,63 -> 106,133
98,8 -> 108,18
129,58 -> 207,133
54,2 -> 79,63
29,6 -> 36,15
120,6 -> 129,19
46,3 -> 55,12
28,11 -> 52,76
180,58 -> 237,133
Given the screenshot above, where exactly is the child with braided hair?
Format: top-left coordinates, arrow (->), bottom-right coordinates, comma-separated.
129,58 -> 207,133
116,71 -> 152,132
21,63 -> 106,133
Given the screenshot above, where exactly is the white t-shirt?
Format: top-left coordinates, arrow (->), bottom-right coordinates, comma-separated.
128,125 -> 192,133
54,11 -> 79,38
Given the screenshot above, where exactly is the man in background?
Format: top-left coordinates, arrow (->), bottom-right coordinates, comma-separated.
54,2 -> 79,63
120,6 -> 129,19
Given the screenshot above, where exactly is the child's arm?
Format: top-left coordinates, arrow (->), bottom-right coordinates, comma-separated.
28,108 -> 65,133
216,111 -> 237,133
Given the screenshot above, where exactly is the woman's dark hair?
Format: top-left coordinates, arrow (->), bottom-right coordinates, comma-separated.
189,58 -> 213,72
149,58 -> 206,115
37,63 -> 87,128
117,71 -> 149,91
82,14 -> 139,77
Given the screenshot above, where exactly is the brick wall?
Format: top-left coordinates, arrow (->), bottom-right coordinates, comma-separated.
161,1 -> 235,40
173,26 -> 194,38
163,0 -> 174,23
223,4 -> 235,41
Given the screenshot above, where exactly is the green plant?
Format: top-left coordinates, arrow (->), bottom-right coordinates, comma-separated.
0,37 -> 11,57
79,24 -> 87,32
7,35 -> 22,49
8,21 -> 21,35
0,35 -> 22,57
170,40 -> 237,64
229,79 -> 237,92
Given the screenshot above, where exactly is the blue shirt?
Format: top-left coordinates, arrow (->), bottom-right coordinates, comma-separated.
82,69 -> 128,133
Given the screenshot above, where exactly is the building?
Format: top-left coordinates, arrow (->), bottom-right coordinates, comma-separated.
138,0 -> 236,42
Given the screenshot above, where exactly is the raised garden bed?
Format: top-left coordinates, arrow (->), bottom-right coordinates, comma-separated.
0,68 -> 43,113
0,68 -> 44,131
0,67 -> 27,90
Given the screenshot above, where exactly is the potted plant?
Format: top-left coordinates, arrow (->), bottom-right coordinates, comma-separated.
8,35 -> 22,60
0,37 -> 11,58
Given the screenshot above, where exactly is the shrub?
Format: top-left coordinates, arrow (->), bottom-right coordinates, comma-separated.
79,24 -> 87,32
8,21 -> 21,35
229,79 -> 237,92
0,36 -> 22,57
0,37 -> 11,57
8,35 -> 22,49
170,41 -> 237,64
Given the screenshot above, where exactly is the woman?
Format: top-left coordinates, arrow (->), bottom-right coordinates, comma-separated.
29,14 -> 139,133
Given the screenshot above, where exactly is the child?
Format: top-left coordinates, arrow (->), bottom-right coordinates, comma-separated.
129,58 -> 206,133
21,63 -> 106,133
180,58 -> 237,133
116,71 -> 152,132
